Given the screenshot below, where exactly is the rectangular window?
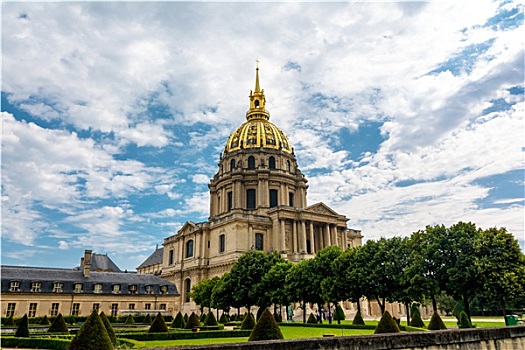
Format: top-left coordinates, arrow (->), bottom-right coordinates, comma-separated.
159,304 -> 166,310
113,284 -> 121,294
53,282 -> 63,293
129,285 -> 137,294
94,284 -> 103,293
51,303 -> 59,316
74,283 -> 83,293
255,233 -> 264,251
29,303 -> 37,317
169,249 -> 174,265
185,240 -> 194,258
93,303 -> 100,312
145,303 -> 151,310
129,303 -> 135,310
289,192 -> 294,207
246,189 -> 256,209
72,303 -> 80,316
111,303 -> 118,317
227,191 -> 233,211
10,281 -> 20,292
269,189 -> 278,208
6,303 -> 16,317
31,282 -> 41,292
219,234 -> 226,253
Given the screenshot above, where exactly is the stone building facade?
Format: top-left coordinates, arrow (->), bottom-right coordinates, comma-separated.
139,67 -> 363,314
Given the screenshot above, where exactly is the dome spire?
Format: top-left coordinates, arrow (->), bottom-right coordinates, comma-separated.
247,60 -> 269,121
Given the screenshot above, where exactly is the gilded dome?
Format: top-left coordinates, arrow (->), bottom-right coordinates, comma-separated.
223,66 -> 293,154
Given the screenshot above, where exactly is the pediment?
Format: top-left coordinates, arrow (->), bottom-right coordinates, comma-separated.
304,202 -> 340,216
177,221 -> 199,236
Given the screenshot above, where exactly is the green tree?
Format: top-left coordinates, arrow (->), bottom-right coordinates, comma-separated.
149,313 -> 168,333
332,247 -> 366,316
259,261 -> 293,315
315,246 -> 343,324
48,313 -> 69,333
248,308 -> 284,341
15,314 -> 29,338
474,226 -> 525,325
285,258 -> 318,323
68,309 -> 113,350
184,312 -> 200,329
99,312 -> 117,344
191,276 -> 221,314
171,311 -> 185,328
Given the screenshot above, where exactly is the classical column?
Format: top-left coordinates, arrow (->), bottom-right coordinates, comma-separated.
292,221 -> 298,252
343,230 -> 348,250
309,221 -> 315,254
272,218 -> 279,250
280,219 -> 286,252
301,220 -> 307,253
248,225 -> 253,250
333,226 -> 339,247
325,224 -> 331,246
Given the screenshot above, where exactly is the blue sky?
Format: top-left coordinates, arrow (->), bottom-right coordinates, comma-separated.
1,1 -> 524,271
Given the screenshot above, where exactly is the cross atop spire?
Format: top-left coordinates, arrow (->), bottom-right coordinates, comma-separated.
247,61 -> 269,121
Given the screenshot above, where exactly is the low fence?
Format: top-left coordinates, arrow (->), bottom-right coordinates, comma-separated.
145,326 -> 525,350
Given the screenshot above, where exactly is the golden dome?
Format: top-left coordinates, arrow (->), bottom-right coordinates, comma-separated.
223,65 -> 293,154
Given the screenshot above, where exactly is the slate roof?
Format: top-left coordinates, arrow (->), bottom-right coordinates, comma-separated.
137,247 -> 163,269
89,253 -> 122,272
1,265 -> 179,296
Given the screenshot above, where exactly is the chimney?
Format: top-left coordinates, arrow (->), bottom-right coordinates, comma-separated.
82,250 -> 92,278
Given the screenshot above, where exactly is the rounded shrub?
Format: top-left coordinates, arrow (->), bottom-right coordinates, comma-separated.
240,312 -> 256,330
149,312 -> 169,333
68,309 -> 113,350
248,308 -> 284,342
409,312 -> 426,328
40,315 -> 51,326
48,313 -> 69,333
171,311 -> 185,328
333,304 -> 346,321
124,315 -> 135,325
307,313 -> 317,324
184,312 -> 201,329
143,314 -> 152,324
99,312 -> 117,344
427,312 -> 447,330
352,311 -> 365,325
374,311 -> 400,334
457,311 -> 472,328
15,314 -> 30,338
204,311 -> 218,326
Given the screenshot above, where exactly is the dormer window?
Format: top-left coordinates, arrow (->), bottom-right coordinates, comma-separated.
129,284 -> 137,294
53,282 -> 63,293
9,281 -> 20,292
31,282 -> 41,292
74,283 -> 83,293
145,285 -> 153,294
113,284 -> 121,294
160,285 -> 168,295
94,283 -> 103,293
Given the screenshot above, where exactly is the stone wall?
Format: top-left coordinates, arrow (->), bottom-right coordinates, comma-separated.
145,326 -> 525,350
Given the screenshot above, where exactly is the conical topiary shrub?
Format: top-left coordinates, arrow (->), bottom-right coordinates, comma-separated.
273,312 -> 282,323
143,314 -> 152,324
352,311 -> 365,325
4,315 -> 15,326
171,311 -> 186,328
333,304 -> 346,321
452,301 -> 464,320
219,312 -> 229,324
99,312 -> 117,344
185,312 -> 201,329
409,312 -> 426,328
307,313 -> 317,324
204,311 -> 218,326
248,308 -> 284,341
40,315 -> 51,326
374,311 -> 400,334
457,311 -> 472,328
124,315 -> 135,325
410,303 -> 421,318
256,307 -> 265,321
200,312 -> 207,323
184,313 -> 189,323
241,312 -> 256,330
48,313 -> 69,333
427,312 -> 447,330
68,309 -> 113,350
149,312 -> 168,333
15,314 -> 30,338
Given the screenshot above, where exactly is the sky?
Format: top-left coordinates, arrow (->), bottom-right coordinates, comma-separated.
1,1 -> 524,271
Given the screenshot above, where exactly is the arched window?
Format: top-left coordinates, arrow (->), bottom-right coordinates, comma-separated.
168,249 -> 174,265
230,159 -> 236,171
269,156 -> 276,169
246,189 -> 256,209
184,279 -> 191,303
248,156 -> 256,169
255,100 -> 260,108
185,240 -> 194,258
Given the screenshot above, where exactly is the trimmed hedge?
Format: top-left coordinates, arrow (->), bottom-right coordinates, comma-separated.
409,312 -> 426,328
307,313 -> 318,324
143,313 -> 152,324
48,314 -> 69,333
352,311 -> 365,325
241,312 -> 256,330
1,336 -> 70,350
333,304 -> 346,321
125,315 -> 136,325
116,329 -> 251,341
279,322 -> 378,330
458,311 -> 473,329
100,311 -> 117,344
15,314 -> 30,338
171,311 -> 186,328
374,311 -> 400,334
204,311 -> 218,326
68,309 -> 113,350
40,315 -> 51,325
219,313 -> 230,324
149,312 -> 169,333
185,312 -> 201,329
428,312 -> 447,330
249,308 -> 283,341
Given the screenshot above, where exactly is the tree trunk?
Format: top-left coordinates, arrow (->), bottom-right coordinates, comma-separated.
463,296 -> 472,325
356,299 -> 362,314
502,297 -> 508,326
327,302 -> 332,324
377,298 -> 385,314
405,302 -> 411,326
303,302 -> 306,323
336,302 -> 341,325
432,295 -> 438,313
